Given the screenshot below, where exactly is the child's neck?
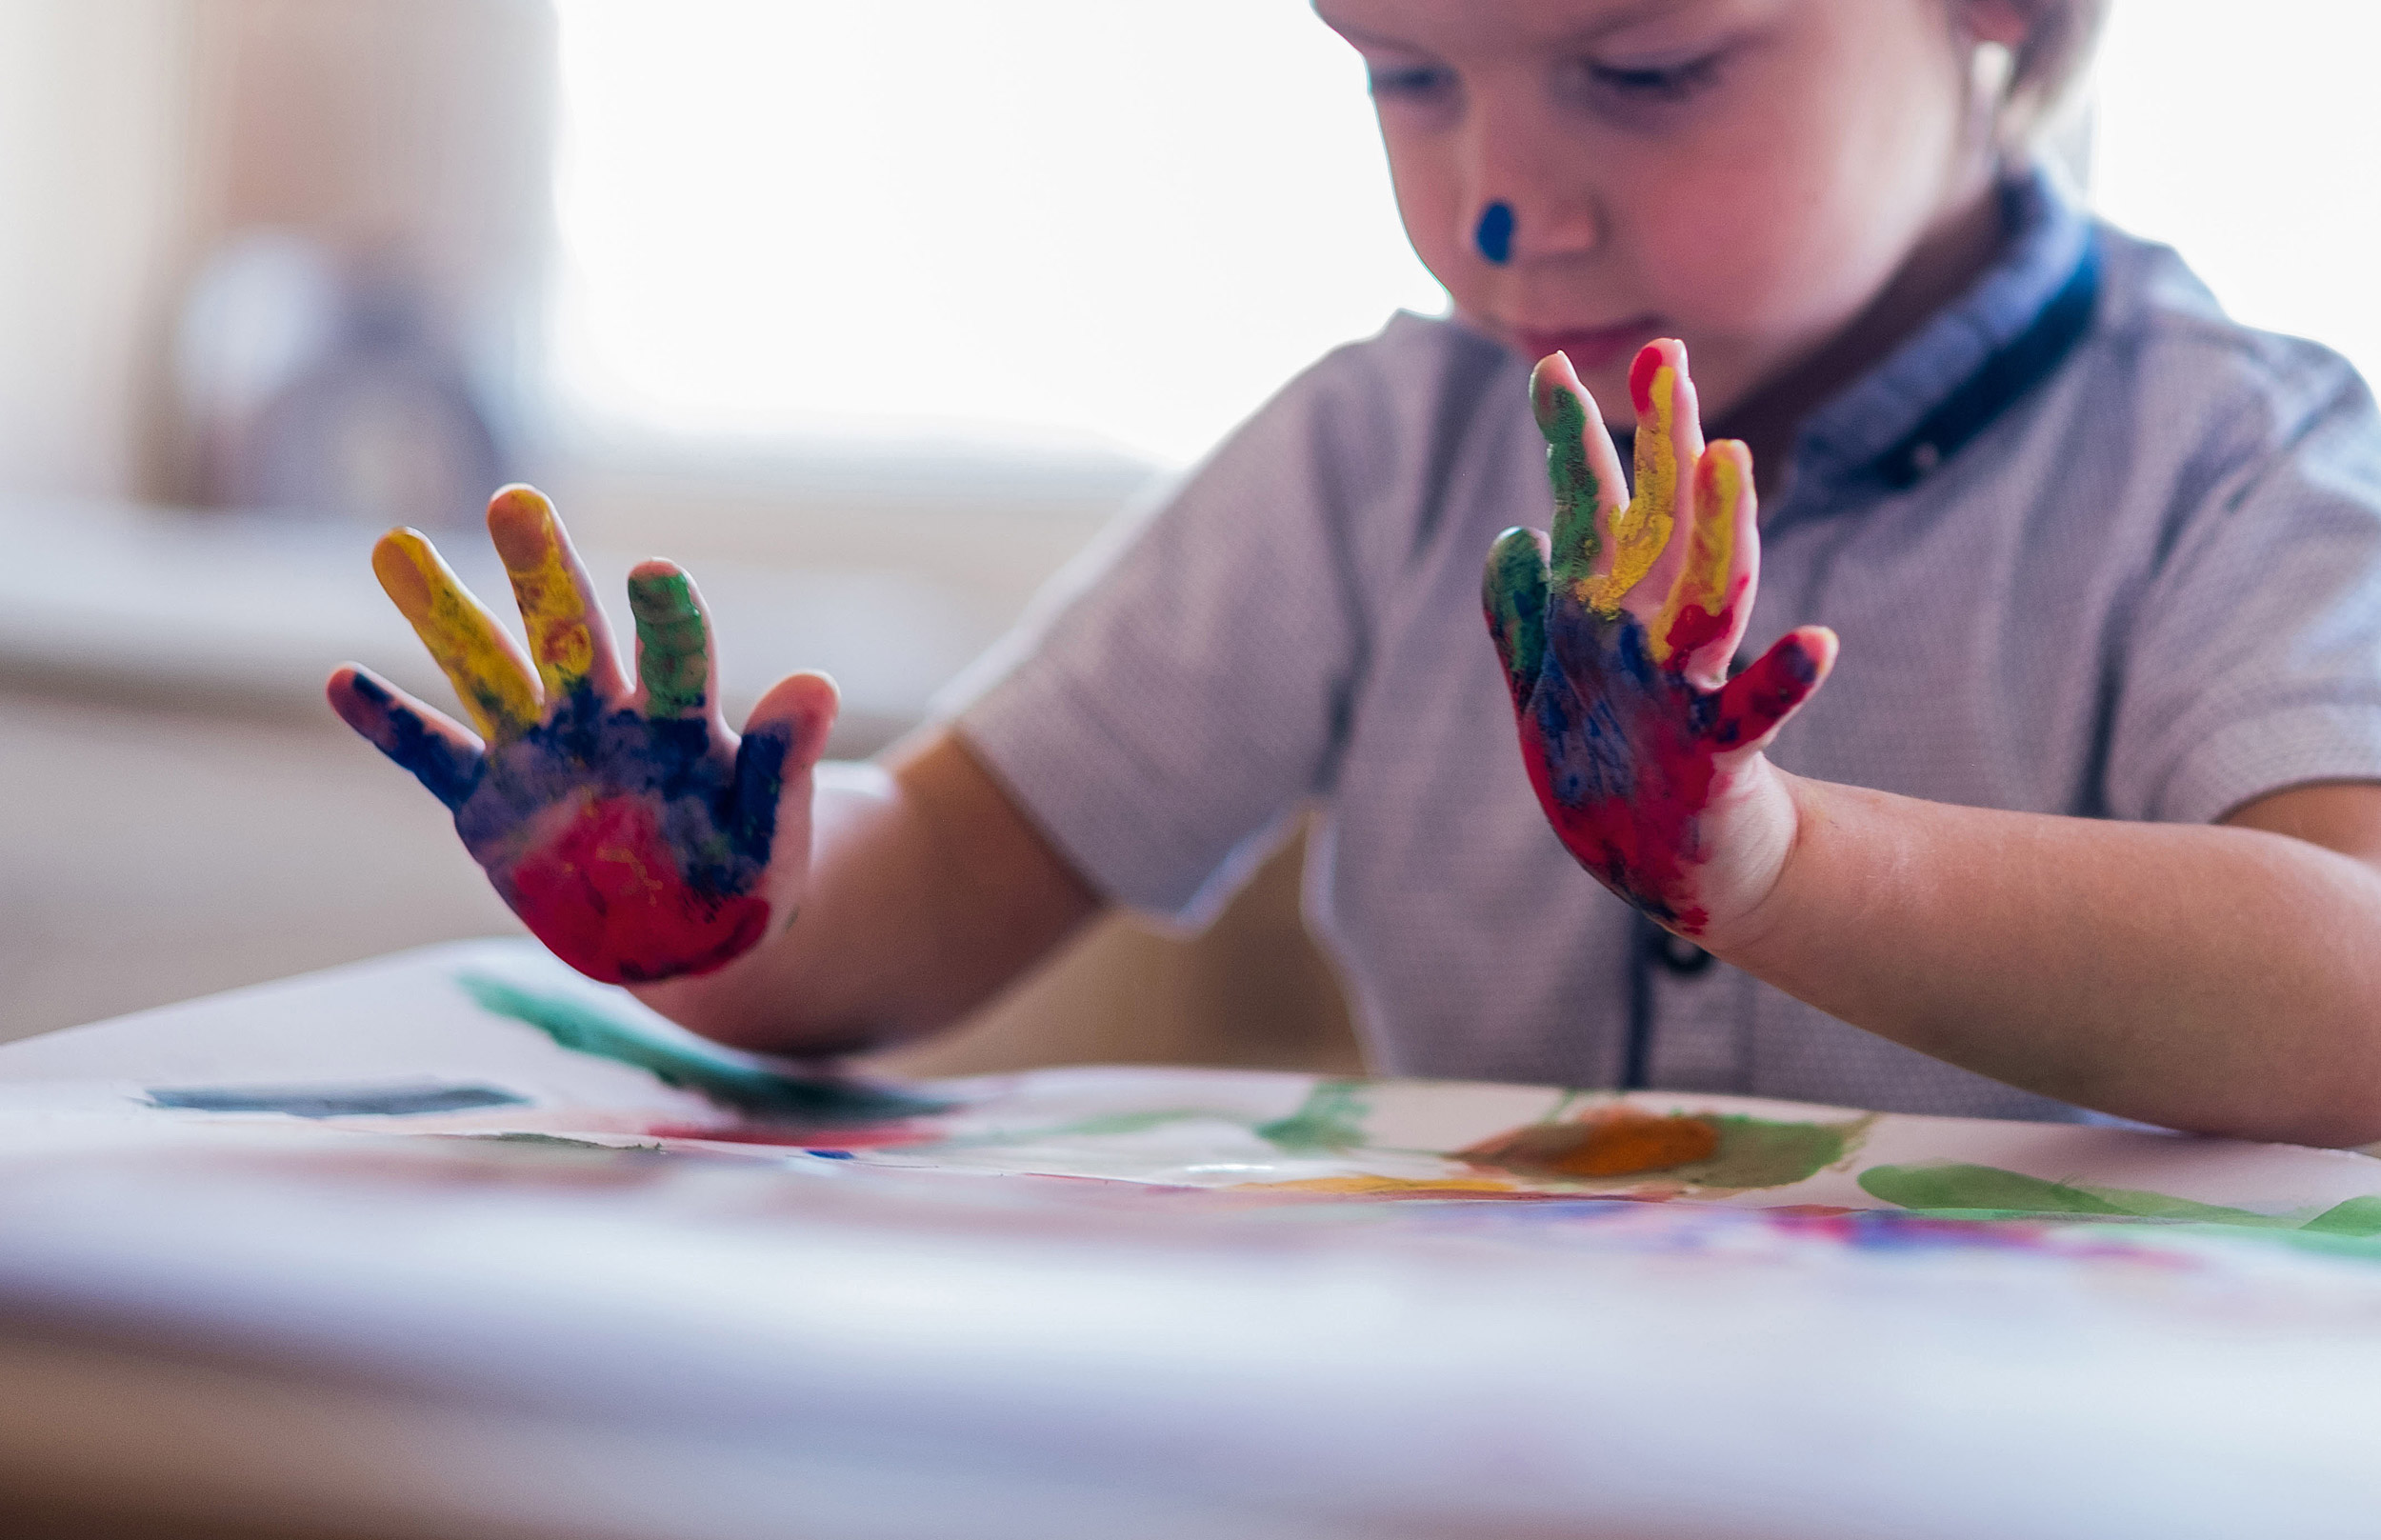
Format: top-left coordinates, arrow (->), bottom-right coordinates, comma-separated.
1720,171 -> 2013,501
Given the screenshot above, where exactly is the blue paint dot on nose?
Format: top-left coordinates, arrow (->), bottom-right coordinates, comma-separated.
1475,201 -> 1515,265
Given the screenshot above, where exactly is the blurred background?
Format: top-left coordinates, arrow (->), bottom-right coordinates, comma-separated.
0,0 -> 2370,1072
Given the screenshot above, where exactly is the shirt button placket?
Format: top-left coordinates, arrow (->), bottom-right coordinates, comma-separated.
1642,929 -> 1748,1093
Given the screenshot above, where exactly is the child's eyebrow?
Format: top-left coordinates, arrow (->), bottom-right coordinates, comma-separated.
1309,7 -> 1431,53
1314,1 -> 1730,57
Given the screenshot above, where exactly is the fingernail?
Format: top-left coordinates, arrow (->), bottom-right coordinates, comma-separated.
370,530 -> 437,614
488,487 -> 556,572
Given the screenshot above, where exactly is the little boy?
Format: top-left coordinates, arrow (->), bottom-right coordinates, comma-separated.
333,0 -> 2381,1144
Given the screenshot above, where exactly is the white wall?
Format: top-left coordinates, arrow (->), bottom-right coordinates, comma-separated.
0,0 -> 191,500
2091,0 -> 2381,380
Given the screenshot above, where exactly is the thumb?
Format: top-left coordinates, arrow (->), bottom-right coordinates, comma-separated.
1711,626 -> 1835,756
730,670 -> 840,855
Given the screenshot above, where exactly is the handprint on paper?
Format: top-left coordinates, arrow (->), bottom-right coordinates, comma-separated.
1484,342 -> 1836,937
328,487 -> 836,985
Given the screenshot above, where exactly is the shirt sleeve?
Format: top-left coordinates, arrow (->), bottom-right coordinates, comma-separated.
2107,349 -> 2381,826
935,335 -> 1405,924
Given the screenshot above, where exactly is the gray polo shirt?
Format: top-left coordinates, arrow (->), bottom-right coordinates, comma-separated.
947,171 -> 2381,1121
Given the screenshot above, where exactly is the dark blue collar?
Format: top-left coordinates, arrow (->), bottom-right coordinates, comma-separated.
1772,167 -> 2100,520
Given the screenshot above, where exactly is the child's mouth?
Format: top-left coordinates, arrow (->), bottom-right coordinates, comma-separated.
1516,320 -> 1663,374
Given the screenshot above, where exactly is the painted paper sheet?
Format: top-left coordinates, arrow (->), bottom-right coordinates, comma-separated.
6,938 -> 2379,1249
9,941 -> 2381,1535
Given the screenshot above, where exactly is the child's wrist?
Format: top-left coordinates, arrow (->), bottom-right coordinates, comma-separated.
1690,759 -> 1811,960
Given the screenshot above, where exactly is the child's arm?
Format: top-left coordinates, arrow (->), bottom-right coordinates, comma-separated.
629,729 -> 1099,1053
1728,775 -> 2381,1147
331,487 -> 1096,1050
1490,343 -> 2381,1148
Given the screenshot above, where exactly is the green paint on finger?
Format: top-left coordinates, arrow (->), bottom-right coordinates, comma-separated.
1533,374 -> 1602,570
1484,528 -> 1549,695
628,569 -> 710,715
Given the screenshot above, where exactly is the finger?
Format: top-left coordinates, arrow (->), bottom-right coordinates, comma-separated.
371,527 -> 541,740
1711,626 -> 1837,756
1653,438 -> 1758,685
327,664 -> 486,810
1483,526 -> 1551,712
1589,339 -> 1703,616
729,671 -> 841,861
1530,350 -> 1630,601
626,560 -> 720,722
486,484 -> 628,709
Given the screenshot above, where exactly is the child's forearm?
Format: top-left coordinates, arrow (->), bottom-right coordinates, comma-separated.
628,730 -> 1100,1055
1716,778 -> 2381,1145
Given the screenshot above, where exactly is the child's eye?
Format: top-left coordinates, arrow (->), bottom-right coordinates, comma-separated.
1582,52 -> 1724,105
1367,64 -> 1455,102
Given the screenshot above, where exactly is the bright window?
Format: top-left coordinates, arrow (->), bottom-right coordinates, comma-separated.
2091,1 -> 2381,381
558,3 -> 2381,473
550,0 -> 1446,469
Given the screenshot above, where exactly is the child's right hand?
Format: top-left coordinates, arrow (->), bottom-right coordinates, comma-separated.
327,487 -> 838,986
1483,342 -> 1836,941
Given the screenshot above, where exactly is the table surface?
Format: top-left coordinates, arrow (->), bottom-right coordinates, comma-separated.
4,941 -> 2380,1540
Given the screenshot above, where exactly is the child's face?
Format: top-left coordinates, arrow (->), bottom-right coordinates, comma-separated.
1320,0 -> 1994,430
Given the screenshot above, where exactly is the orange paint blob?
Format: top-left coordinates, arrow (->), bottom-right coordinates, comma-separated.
1461,1107 -> 1721,1180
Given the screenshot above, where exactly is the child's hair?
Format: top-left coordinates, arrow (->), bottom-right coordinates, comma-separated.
1998,0 -> 2111,149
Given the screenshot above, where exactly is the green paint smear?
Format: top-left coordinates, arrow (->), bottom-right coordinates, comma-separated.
1531,379 -> 1602,585
1662,1113 -> 1871,1190
456,971 -> 945,1122
2305,1194 -> 2381,1236
451,1130 -> 667,1154
1256,1080 -> 1371,1151
1050,1110 -> 1219,1138
627,569 -> 709,715
1860,1161 -> 2381,1235
1483,528 -> 1549,689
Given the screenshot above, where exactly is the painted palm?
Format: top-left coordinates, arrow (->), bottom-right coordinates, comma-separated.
329,488 -> 835,985
1484,342 -> 1835,935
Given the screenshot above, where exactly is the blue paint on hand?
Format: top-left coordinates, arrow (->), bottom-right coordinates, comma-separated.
1475,200 -> 1515,266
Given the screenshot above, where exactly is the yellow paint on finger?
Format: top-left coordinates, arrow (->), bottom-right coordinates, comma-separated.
1579,360 -> 1680,614
490,489 -> 597,696
1651,444 -> 1746,665
372,529 -> 540,738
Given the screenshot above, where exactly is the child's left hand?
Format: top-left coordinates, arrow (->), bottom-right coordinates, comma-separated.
1484,341 -> 1837,941
328,487 -> 837,987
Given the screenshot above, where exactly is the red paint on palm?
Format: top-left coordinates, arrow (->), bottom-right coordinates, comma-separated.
504,794 -> 772,986
1511,683 -> 1717,935
1501,607 -> 1827,934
